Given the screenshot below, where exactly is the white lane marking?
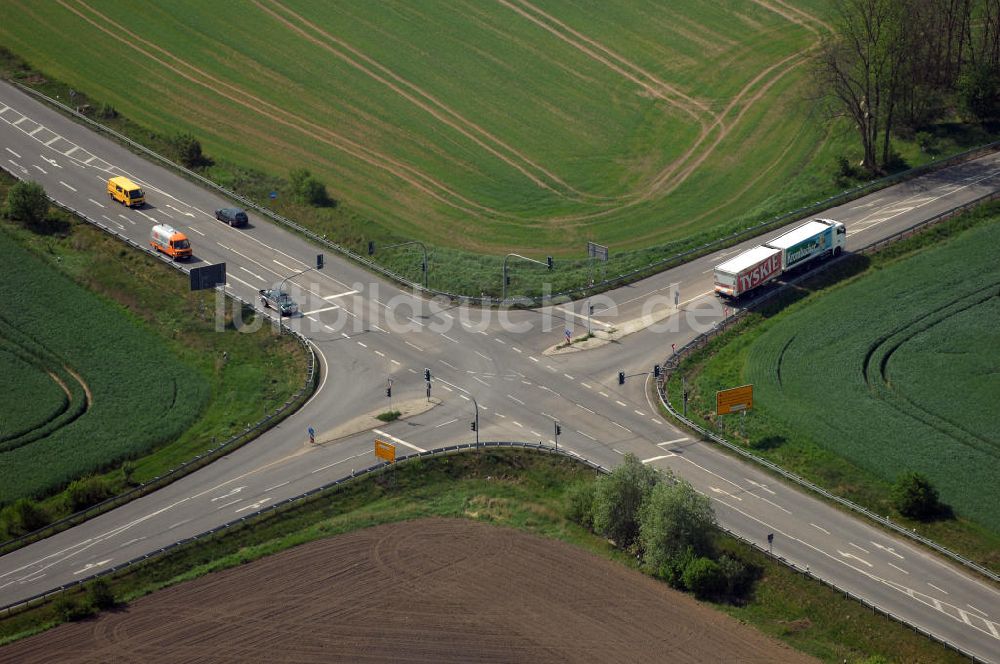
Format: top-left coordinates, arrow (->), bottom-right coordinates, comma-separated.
235,498 -> 272,513
927,582 -> 949,595
967,604 -> 988,617
529,356 -> 539,362
888,562 -> 909,575
507,394 -> 525,405
441,333 -> 459,343
554,306 -> 612,328
475,350 -> 491,361
274,259 -> 295,272
838,550 -> 873,567
158,209 -> 175,220
576,403 -> 595,414
439,384 -> 453,392
391,359 -> 401,366
374,350 -> 385,357
239,266 -> 265,282
186,225 -> 205,236
546,365 -> 557,372
611,421 -> 632,433
59,180 -> 76,192
512,421 -> 524,428
211,486 -> 246,502
530,430 -> 542,437
72,559 -> 112,576
849,542 -> 870,554
227,273 -> 257,290
302,305 -> 339,316
576,430 -> 596,441
494,337 -> 506,344
612,448 -> 624,455
810,523 -> 830,535
373,429 -> 426,453
440,359 -> 458,370
265,481 -> 290,492
495,413 -> 506,419
473,376 -> 489,386
459,394 -> 470,401
4,147 -> 21,158
404,340 -> 424,352
32,164 -> 46,174
634,409 -> 645,416
563,373 -> 575,380
137,210 -> 157,223
580,382 -> 592,389
435,418 -> 458,428
615,400 -> 627,407
406,316 -> 425,327
599,391 -> 609,398
311,452 -> 367,474
870,541 -> 905,560
323,290 -> 359,300
711,486 -> 742,501
642,454 -> 674,463
215,498 -> 242,510
356,341 -> 367,348
88,198 -> 105,207
744,478 -> 776,495
658,437 -> 689,447
306,316 -> 319,323
512,346 -> 522,353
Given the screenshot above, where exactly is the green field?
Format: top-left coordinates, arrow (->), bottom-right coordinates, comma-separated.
0,229 -> 209,504
682,216 -> 1000,534
0,0 -> 847,260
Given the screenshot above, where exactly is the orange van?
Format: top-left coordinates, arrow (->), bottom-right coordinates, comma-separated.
150,224 -> 192,260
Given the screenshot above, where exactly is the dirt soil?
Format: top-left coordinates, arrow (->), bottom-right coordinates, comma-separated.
1,518 -> 816,663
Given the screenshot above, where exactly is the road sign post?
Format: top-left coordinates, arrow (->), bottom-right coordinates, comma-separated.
716,384 -> 753,416
767,532 -> 774,557
308,426 -> 315,445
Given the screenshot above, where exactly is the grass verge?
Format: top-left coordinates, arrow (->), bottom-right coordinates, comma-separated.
0,449 -> 964,663
666,201 -> 1000,573
0,171 -> 310,541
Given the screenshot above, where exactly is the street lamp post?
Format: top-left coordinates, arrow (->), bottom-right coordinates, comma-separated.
369,240 -> 429,288
502,253 -> 553,301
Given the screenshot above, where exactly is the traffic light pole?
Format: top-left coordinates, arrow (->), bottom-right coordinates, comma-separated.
471,395 -> 479,447
368,240 -> 428,288
502,253 -> 553,301
277,254 -> 325,295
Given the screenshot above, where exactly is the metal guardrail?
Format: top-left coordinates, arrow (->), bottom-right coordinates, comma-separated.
656,188 -> 1000,587
0,165 -> 319,555
0,441 -> 607,617
13,82 -> 1000,308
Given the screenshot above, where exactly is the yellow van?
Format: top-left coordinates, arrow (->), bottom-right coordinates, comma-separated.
107,176 -> 145,207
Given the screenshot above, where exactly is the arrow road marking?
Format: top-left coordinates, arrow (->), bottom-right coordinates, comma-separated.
211,486 -> 246,502
838,550 -> 873,567
870,541 -> 905,559
710,486 -> 742,501
744,478 -> 776,495
72,559 -> 112,575
167,204 -> 195,217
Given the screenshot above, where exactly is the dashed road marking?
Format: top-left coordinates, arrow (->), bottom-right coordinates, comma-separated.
810,523 -> 830,535
575,403 -> 595,414
927,582 -> 949,595
576,430 -> 596,441
888,562 -> 908,575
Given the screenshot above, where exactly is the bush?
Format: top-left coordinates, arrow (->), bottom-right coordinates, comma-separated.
4,180 -> 48,225
66,476 -> 115,513
0,498 -> 50,537
959,63 -> 1000,123
834,155 -> 860,186
289,168 -> 333,207
97,103 -> 118,119
683,556 -> 726,599
564,480 -> 595,529
592,453 -> 659,550
892,471 -> 943,520
87,578 -> 116,610
53,595 -> 93,622
171,133 -> 207,168
717,554 -> 756,599
915,131 -> 935,154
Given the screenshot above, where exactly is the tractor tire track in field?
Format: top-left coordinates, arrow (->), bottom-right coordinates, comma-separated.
500,0 -> 716,127
860,283 -> 1000,457
60,0 -> 522,222
260,0 -> 615,205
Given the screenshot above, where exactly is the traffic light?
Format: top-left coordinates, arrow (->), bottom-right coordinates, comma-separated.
653,364 -> 661,378
546,256 -> 554,270
424,368 -> 431,381
618,371 -> 625,385
367,241 -> 375,256
555,423 -> 562,436
317,253 -> 324,270
386,386 -> 392,398
470,421 -> 477,432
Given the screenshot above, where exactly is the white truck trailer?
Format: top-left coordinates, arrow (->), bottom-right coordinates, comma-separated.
714,218 -> 846,299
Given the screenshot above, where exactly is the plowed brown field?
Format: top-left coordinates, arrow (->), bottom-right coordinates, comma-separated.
1,518 -> 815,663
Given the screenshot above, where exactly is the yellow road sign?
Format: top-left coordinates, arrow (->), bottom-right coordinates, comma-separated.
716,384 -> 753,415
375,439 -> 396,462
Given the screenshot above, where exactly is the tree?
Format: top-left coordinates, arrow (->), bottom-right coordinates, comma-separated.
88,578 -> 116,610
4,180 -> 49,225
638,476 -> 717,577
959,62 -> 1000,122
0,498 -> 50,537
892,471 -> 943,520
591,453 -> 659,550
817,0 -> 908,174
564,479 -> 596,529
289,168 -> 332,206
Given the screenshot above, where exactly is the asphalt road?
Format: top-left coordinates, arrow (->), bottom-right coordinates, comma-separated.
1,79 -> 998,661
